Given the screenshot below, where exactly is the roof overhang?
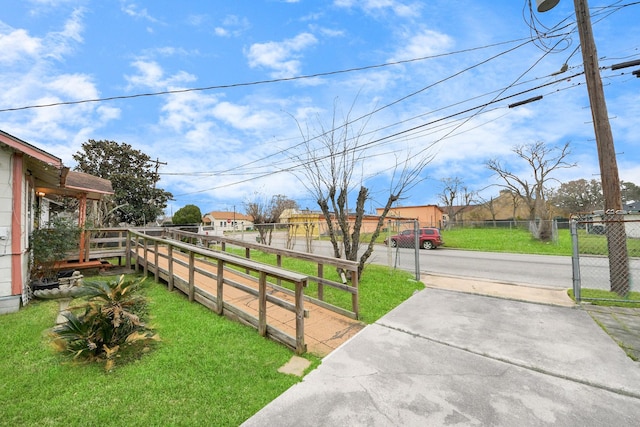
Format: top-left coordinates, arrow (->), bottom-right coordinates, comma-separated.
1,129 -> 113,200
37,169 -> 114,200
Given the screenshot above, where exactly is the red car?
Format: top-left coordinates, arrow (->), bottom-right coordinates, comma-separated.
384,227 -> 444,250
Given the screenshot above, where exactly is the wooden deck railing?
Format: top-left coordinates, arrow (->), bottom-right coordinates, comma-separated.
126,229 -> 309,354
81,228 -> 130,264
164,228 -> 361,319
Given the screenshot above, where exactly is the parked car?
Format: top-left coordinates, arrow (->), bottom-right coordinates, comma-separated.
384,227 -> 444,250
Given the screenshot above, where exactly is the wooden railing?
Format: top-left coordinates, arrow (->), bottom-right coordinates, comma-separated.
127,229 -> 309,354
81,228 -> 130,264
164,228 -> 361,319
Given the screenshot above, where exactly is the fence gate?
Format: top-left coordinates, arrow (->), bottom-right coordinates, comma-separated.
384,219 -> 421,280
571,213 -> 640,302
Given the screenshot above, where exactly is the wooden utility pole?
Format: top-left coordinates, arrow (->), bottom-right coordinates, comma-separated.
571,0 -> 629,294
150,157 -> 167,190
573,0 -> 621,210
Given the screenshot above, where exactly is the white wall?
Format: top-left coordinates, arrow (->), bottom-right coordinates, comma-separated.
0,149 -> 13,297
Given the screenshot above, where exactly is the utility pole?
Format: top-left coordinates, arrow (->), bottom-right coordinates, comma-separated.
538,0 -> 629,294
150,157 -> 167,190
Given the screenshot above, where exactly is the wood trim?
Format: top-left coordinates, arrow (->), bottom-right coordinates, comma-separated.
11,154 -> 23,296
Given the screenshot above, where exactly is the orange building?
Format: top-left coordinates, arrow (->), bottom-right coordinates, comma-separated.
376,205 -> 444,230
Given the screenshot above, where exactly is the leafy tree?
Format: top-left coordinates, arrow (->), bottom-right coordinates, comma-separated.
72,140 -> 172,226
621,181 -> 640,204
486,141 -> 574,241
172,204 -> 203,225
246,194 -> 297,244
549,179 -> 603,213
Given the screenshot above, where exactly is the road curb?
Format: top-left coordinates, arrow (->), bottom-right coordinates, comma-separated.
421,273 -> 576,307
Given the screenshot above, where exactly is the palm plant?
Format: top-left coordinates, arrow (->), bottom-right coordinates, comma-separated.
51,275 -> 159,371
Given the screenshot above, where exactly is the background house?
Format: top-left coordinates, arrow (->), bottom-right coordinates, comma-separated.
377,205 -> 444,230
0,130 -> 112,314
202,210 -> 254,231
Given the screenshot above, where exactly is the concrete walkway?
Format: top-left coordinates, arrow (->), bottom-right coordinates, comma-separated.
243,277 -> 640,426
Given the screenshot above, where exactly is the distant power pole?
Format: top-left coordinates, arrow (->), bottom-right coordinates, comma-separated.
150,157 -> 167,190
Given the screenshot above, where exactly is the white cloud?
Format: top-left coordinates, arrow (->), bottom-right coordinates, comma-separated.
334,0 -> 420,18
44,7 -> 84,60
212,102 -> 281,131
125,60 -> 197,90
391,28 -> 454,60
214,15 -> 250,38
159,91 -> 219,134
246,33 -> 318,78
0,28 -> 42,64
120,1 -> 160,23
47,73 -> 98,99
214,27 -> 229,37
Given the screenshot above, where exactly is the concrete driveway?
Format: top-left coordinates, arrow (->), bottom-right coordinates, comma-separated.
243,282 -> 640,426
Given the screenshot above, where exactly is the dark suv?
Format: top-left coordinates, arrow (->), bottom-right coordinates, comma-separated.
384,227 -> 444,250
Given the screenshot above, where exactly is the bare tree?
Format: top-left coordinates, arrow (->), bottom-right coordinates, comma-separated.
476,194 -> 498,226
290,99 -> 433,278
438,177 -> 461,228
246,194 -> 297,245
486,141 -> 575,241
438,178 -> 475,227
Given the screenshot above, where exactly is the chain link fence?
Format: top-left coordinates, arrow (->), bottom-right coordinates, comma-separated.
571,213 -> 640,302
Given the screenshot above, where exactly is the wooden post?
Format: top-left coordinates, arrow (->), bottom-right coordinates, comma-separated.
351,269 -> 359,320
153,241 -> 159,282
245,247 -> 251,274
258,271 -> 267,337
84,230 -> 91,263
188,251 -> 195,302
216,259 -> 224,315
276,254 -> 282,287
77,193 -> 87,263
125,231 -> 131,270
317,263 -> 324,301
572,0 -> 629,294
295,279 -> 306,355
167,244 -> 174,291
143,238 -> 148,277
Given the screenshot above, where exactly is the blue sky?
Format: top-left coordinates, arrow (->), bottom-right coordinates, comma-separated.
1,0 -> 638,217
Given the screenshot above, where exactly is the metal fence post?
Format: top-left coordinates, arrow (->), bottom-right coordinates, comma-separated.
570,219 -> 582,302
387,219 -> 392,270
414,219 -> 420,281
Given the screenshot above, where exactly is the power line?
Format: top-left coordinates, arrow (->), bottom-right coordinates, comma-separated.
172,70 -> 586,197
0,37 -> 532,114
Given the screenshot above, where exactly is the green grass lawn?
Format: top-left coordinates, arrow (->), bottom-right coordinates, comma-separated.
220,249 -> 423,324
1,265 -> 421,426
439,227 -> 640,256
440,227 -> 573,255
568,288 -> 640,307
0,277 -> 314,426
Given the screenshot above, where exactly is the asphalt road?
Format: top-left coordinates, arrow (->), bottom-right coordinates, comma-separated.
371,246 -> 574,289
232,233 -> 636,291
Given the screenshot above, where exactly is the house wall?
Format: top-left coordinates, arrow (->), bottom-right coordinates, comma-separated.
0,149 -> 28,314
378,205 -> 444,229
0,149 -> 13,300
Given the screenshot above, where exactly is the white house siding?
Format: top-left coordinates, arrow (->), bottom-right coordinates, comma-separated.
0,149 -> 16,312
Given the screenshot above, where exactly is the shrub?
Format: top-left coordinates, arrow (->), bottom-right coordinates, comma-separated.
51,275 -> 159,371
30,217 -> 81,283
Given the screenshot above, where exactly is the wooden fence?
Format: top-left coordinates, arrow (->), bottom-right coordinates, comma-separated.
163,228 -> 361,319
126,229 -> 309,354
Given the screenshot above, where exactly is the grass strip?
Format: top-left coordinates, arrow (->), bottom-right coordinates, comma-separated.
0,276 -> 316,426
